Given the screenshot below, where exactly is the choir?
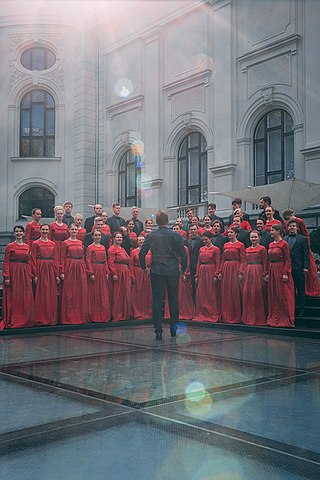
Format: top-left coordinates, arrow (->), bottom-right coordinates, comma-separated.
1,200 -> 319,330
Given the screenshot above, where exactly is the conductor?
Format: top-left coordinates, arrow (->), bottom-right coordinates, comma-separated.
139,210 -> 187,340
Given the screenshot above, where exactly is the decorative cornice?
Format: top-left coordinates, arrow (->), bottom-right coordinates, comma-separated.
107,95 -> 144,119
163,69 -> 212,99
209,163 -> 237,175
237,34 -> 300,64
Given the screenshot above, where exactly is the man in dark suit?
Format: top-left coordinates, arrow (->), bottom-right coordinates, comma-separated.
62,201 -> 74,227
140,210 -> 187,340
107,203 -> 126,235
231,216 -> 251,248
208,203 -> 225,233
259,196 -> 283,224
84,204 -> 103,233
228,198 -> 250,225
83,217 -> 110,257
130,206 -> 144,236
284,219 -> 310,316
256,218 -> 272,250
187,224 -> 204,301
211,220 -> 228,255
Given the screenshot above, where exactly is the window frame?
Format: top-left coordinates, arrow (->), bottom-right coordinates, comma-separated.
253,109 -> 294,186
20,46 -> 56,71
118,151 -> 142,207
178,132 -> 207,206
20,90 -> 55,158
18,186 -> 55,220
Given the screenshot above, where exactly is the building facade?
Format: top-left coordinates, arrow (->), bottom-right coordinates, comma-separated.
0,0 -> 320,233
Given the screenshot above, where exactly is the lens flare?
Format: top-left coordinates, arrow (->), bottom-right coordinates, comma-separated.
114,78 -> 133,98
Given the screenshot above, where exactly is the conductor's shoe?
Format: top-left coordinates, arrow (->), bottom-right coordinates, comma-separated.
155,331 -> 163,341
170,324 -> 177,337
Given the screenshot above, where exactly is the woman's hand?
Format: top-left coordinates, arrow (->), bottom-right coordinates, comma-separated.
113,275 -> 118,282
282,274 -> 288,282
90,275 -> 95,282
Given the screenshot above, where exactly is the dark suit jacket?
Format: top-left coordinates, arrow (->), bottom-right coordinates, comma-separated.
211,233 -> 228,255
84,215 -> 96,233
140,226 -> 187,275
237,228 -> 251,248
62,213 -> 74,227
131,218 -> 144,236
83,232 -> 110,257
107,215 -> 126,235
259,230 -> 272,250
187,236 -> 204,275
283,233 -> 310,271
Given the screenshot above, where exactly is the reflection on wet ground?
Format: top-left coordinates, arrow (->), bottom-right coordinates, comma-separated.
0,325 -> 319,479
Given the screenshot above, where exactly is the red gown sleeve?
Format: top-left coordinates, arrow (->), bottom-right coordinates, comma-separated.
86,245 -> 94,276
2,244 -> 13,280
282,241 -> 292,276
31,242 -> 39,278
60,241 -> 68,275
261,246 -> 268,277
108,247 -> 117,276
239,243 -> 246,275
213,246 -> 220,277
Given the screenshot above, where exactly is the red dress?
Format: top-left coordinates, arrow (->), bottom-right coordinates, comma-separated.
130,248 -> 152,320
264,219 -> 282,233
284,217 -> 320,296
1,242 -> 34,329
76,227 -> 87,243
194,245 -> 220,322
267,240 -> 295,327
48,222 -> 70,271
108,245 -> 132,321
60,239 -> 88,324
242,245 -> 268,325
31,239 -> 59,326
25,221 -> 41,248
220,241 -> 246,323
86,244 -> 111,323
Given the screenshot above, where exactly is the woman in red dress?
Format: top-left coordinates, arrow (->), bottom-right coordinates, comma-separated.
267,224 -> 295,327
25,208 -> 42,249
49,206 -> 70,265
198,215 -> 214,237
264,206 -> 282,233
283,209 -> 320,296
126,219 -> 138,248
175,218 -> 187,240
60,224 -> 88,324
32,224 -> 60,326
194,232 -> 220,322
130,235 -> 152,320
219,227 -> 246,323
86,229 -> 111,323
108,231 -> 132,321
242,230 -> 268,325
74,213 -> 87,243
1,225 -> 34,329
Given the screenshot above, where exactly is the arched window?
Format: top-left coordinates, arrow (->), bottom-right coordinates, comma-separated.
20,90 -> 55,157
18,187 -> 55,220
21,47 -> 56,71
254,109 -> 294,185
118,151 -> 142,207
178,132 -> 207,205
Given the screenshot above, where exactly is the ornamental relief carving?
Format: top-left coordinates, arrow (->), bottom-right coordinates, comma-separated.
45,61 -> 64,90
10,62 -> 28,91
